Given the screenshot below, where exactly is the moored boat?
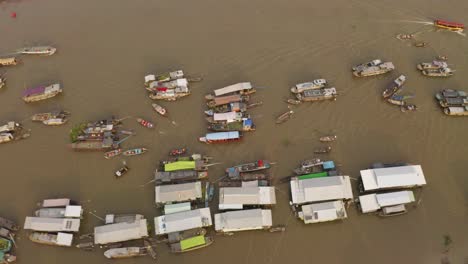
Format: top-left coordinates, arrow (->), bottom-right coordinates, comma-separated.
0,218 -> 19,231
152,103 -> 167,116
0,122 -> 30,144
123,148 -> 147,156
208,118 -> 255,132
353,61 -> 395,77
275,110 -> 294,124
434,19 -> 464,32
421,68 -> 454,77
439,97 -> 468,107
148,86 -> 191,101
352,59 -> 382,71
290,79 -> 327,93
155,170 -> 207,184
204,102 -> 247,116
22,84 -> 62,102
146,78 -> 188,91
17,46 -> 57,56
199,131 -> 242,144
0,237 -> 15,263
169,148 -> 187,156
104,247 -> 147,259
387,94 -> 413,106
401,104 -> 417,112
136,118 -> 154,128
0,76 -> 5,89
31,111 -> 70,122
435,89 -> 467,101
29,232 -> 73,247
296,88 -> 337,102
0,57 -> 18,67
417,60 -> 448,70
144,70 -> 184,86
170,235 -> 213,253
206,94 -> 249,108
383,75 -> 406,98
70,138 -> 116,151
205,82 -> 255,100
226,160 -> 271,177
104,149 -> 122,159
314,146 -> 332,154
443,106 -> 468,116
206,111 -> 247,124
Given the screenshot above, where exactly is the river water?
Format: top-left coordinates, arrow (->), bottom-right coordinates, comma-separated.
0,0 -> 467,263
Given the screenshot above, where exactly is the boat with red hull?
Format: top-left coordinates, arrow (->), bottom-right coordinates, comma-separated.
434,20 -> 464,32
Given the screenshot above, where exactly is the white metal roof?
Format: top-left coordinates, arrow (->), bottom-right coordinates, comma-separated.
219,187 -> 276,210
154,208 -> 212,235
290,176 -> 353,205
164,202 -> 192,215
359,190 -> 415,213
213,111 -> 241,121
41,198 -> 71,208
155,181 -> 202,204
300,200 -> 347,224
24,217 -> 80,232
360,165 -> 426,191
64,206 -> 82,217
56,232 -> 73,246
144,75 -> 155,83
214,209 -> 272,232
94,219 -> 148,244
214,82 -> 253,96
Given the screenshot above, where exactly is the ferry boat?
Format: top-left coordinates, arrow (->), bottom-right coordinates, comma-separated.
434,19 -> 464,32
199,131 -> 242,144
22,84 -> 62,102
17,46 -> 57,56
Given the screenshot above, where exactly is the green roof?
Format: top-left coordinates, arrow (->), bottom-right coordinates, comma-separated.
0,238 -> 11,253
164,161 -> 196,172
298,171 -> 328,180
180,235 -> 206,250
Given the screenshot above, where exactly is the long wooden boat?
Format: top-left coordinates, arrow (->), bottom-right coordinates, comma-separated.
417,61 -> 447,70
17,46 -> 57,56
70,138 -> 116,151
439,97 -> 468,107
353,62 -> 395,77
22,84 -> 62,102
206,94 -> 249,108
421,68 -> 454,77
199,131 -> 242,144
155,170 -> 207,184
276,110 -> 294,124
104,247 -> 147,259
434,19 -> 464,32
29,232 -> 73,247
205,82 -> 255,100
0,217 -> 19,231
444,106 -> 468,116
319,135 -> 337,142
226,171 -> 269,181
208,118 -> 255,132
123,148 -> 147,156
387,94 -> 413,106
136,118 -> 154,128
383,75 -> 406,98
170,235 -> 213,253
104,149 -> 122,159
296,88 -> 337,102
204,102 -> 247,116
0,76 -> 5,89
226,160 -> 270,178
152,103 -> 167,116
148,86 -> 191,101
435,89 -> 467,101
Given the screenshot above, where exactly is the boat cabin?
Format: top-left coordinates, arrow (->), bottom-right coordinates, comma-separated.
290,176 -> 353,205
214,209 -> 272,233
154,208 -> 213,235
35,205 -> 83,218
24,217 -> 81,232
155,181 -> 202,205
199,131 -> 242,143
359,165 -> 426,192
298,200 -> 347,224
358,190 -> 415,213
94,219 -> 148,244
218,186 -> 276,210
213,82 -> 254,97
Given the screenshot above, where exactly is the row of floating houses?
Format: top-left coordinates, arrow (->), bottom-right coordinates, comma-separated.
0,159 -> 427,262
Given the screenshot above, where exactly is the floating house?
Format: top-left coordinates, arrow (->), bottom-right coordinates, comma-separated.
24,217 -> 80,232
297,200 -> 347,224
358,190 -> 415,214
214,209 -> 272,233
155,170 -> 207,184
154,208 -> 212,235
218,186 -> 276,210
94,219 -> 148,245
155,181 -> 202,205
290,176 -> 353,205
212,82 -> 254,97
35,205 -> 83,218
359,165 -> 426,192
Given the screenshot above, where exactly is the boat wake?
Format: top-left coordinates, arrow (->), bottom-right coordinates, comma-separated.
395,20 -> 434,26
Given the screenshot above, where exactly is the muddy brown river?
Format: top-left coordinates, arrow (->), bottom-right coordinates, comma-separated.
0,0 -> 467,263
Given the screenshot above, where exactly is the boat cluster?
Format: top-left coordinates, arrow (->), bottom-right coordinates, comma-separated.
0,121 -> 30,144
0,217 -> 18,264
144,70 -> 199,102
435,89 -> 468,116
417,60 -> 454,77
199,82 -> 260,143
0,46 -> 56,68
383,75 -> 417,112
287,78 -> 338,105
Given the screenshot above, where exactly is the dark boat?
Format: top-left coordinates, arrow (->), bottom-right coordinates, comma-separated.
0,218 -> 18,231
115,166 -> 129,178
226,160 -> 271,178
383,75 -> 406,98
275,110 -> 294,124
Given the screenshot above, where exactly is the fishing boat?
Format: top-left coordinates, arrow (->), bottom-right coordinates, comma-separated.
387,94 -> 414,106
104,247 -> 147,259
204,102 -> 247,116
382,75 -> 406,98
417,61 -> 448,71
414,42 -> 427,48
226,160 -> 271,177
169,148 -> 187,156
148,86 -> 191,101
443,106 -> 468,116
434,19 -> 464,32
170,235 -> 213,253
319,135 -> 337,142
199,131 -> 242,144
29,232 -> 73,247
123,148 -> 147,156
136,118 -> 154,128
22,84 -> 62,102
0,76 -> 5,89
275,110 -> 294,124
205,82 -> 255,100
0,57 -> 18,67
115,165 -> 129,178
0,218 -> 18,231
293,158 -> 323,175
144,70 -> 184,86
290,79 -> 327,93
206,94 -> 250,108
314,146 -> 332,154
152,103 -> 167,116
104,149 -> 122,159
401,104 -> 417,112
421,68 -> 454,77
208,118 -> 255,132
17,46 -> 57,56
155,170 -> 207,184
435,89 -> 467,101
205,111 -> 247,124
296,88 -> 337,102
439,97 -> 468,107
31,111 -> 69,122
353,61 -> 395,77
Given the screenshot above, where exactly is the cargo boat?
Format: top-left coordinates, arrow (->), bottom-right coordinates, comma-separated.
22,84 -> 62,102
199,131 -> 242,144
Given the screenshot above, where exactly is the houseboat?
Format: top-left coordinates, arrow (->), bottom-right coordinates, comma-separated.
155,171 -> 208,185
352,59 -> 383,71
154,208 -> 213,235
17,46 -> 57,56
24,217 -> 80,232
218,186 -> 276,210
94,218 -> 148,245
144,70 -> 184,86
296,88 -> 337,102
205,111 -> 247,123
214,209 -> 272,233
170,235 -> 213,253
148,86 -> 190,101
199,131 -> 242,144
358,190 -> 415,217
290,175 -> 353,205
39,198 -> 71,208
70,138 -> 116,151
297,200 -> 347,224
22,84 -> 62,102
382,75 -> 406,98
290,79 -> 327,93
444,106 -> 468,116
34,205 -> 82,218
205,82 -> 255,100
208,118 -> 255,132
359,165 -> 426,193
154,181 -> 202,205
29,232 -> 73,247
434,19 -> 464,32
353,61 -> 395,77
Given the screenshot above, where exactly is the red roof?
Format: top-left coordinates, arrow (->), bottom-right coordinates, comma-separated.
435,20 -> 464,28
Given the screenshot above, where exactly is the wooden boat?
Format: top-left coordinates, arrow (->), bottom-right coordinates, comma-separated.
352,59 -> 382,71
314,146 -> 332,154
204,102 -> 247,116
226,160 -> 270,178
434,19 -> 464,32
387,94 -> 414,106
29,232 -> 73,247
199,131 -> 242,144
76,242 -> 94,251
208,118 -> 255,132
276,110 -> 294,124
286,99 -> 301,105
43,118 -> 68,126
401,104 -> 417,112
169,148 -> 187,156
0,237 -> 15,263
205,111 -> 247,124
144,71 -> 184,86
148,86 -> 191,101
206,94 -> 249,108
71,138 -> 116,151
0,57 -> 18,67
293,158 -> 323,175
104,247 -> 147,259
0,228 -> 14,240
136,118 -> 154,128
146,78 -> 188,91
31,111 -> 70,122
268,225 -> 286,233
152,103 -> 167,116
0,76 -> 5,89
383,75 -> 406,98
296,88 -> 337,102
290,79 -> 327,93
396,34 -> 414,40
115,165 -> 129,178
439,97 -> 468,107
0,122 -> 30,144
353,62 -> 395,77
421,68 -> 454,77
417,61 -> 447,71
17,46 -> 57,55
170,235 -> 213,253
0,217 -> 19,231
22,84 -> 62,102
319,135 -> 337,142
123,148 -> 147,156
205,82 -> 255,100
377,204 -> 408,217
226,171 -> 269,181
443,106 -> 468,116
104,149 -> 122,159
435,89 -> 467,101
414,42 -> 427,48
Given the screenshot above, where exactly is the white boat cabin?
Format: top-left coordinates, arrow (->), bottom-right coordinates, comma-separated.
214,209 -> 272,232
358,190 -> 415,213
290,176 -> 353,205
360,165 -> 426,192
154,208 -> 212,235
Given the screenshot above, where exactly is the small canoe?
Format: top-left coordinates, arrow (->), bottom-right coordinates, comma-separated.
123,148 -> 147,156
319,135 -> 337,142
286,99 -> 301,105
104,149 -> 122,159
169,148 -> 187,156
136,118 -> 154,128
414,42 -> 428,48
276,110 -> 294,124
17,46 -> 57,56
152,103 -> 167,116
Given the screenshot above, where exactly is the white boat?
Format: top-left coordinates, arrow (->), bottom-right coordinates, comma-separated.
104,247 -> 147,259
290,79 -> 327,93
353,62 -> 395,77
17,46 -> 57,56
417,60 -> 448,70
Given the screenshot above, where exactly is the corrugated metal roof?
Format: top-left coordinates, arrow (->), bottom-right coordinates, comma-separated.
94,219 -> 148,244
154,208 -> 212,235
360,165 -> 426,191
290,176 -> 353,205
214,209 -> 272,232
155,181 -> 202,204
219,187 -> 276,209
214,82 -> 252,96
359,190 -> 415,213
24,217 -> 80,232
205,131 -> 240,140
300,200 -> 347,224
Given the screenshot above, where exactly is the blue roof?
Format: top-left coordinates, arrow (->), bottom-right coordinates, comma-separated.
243,119 -> 253,126
323,161 -> 335,170
206,131 -> 240,140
